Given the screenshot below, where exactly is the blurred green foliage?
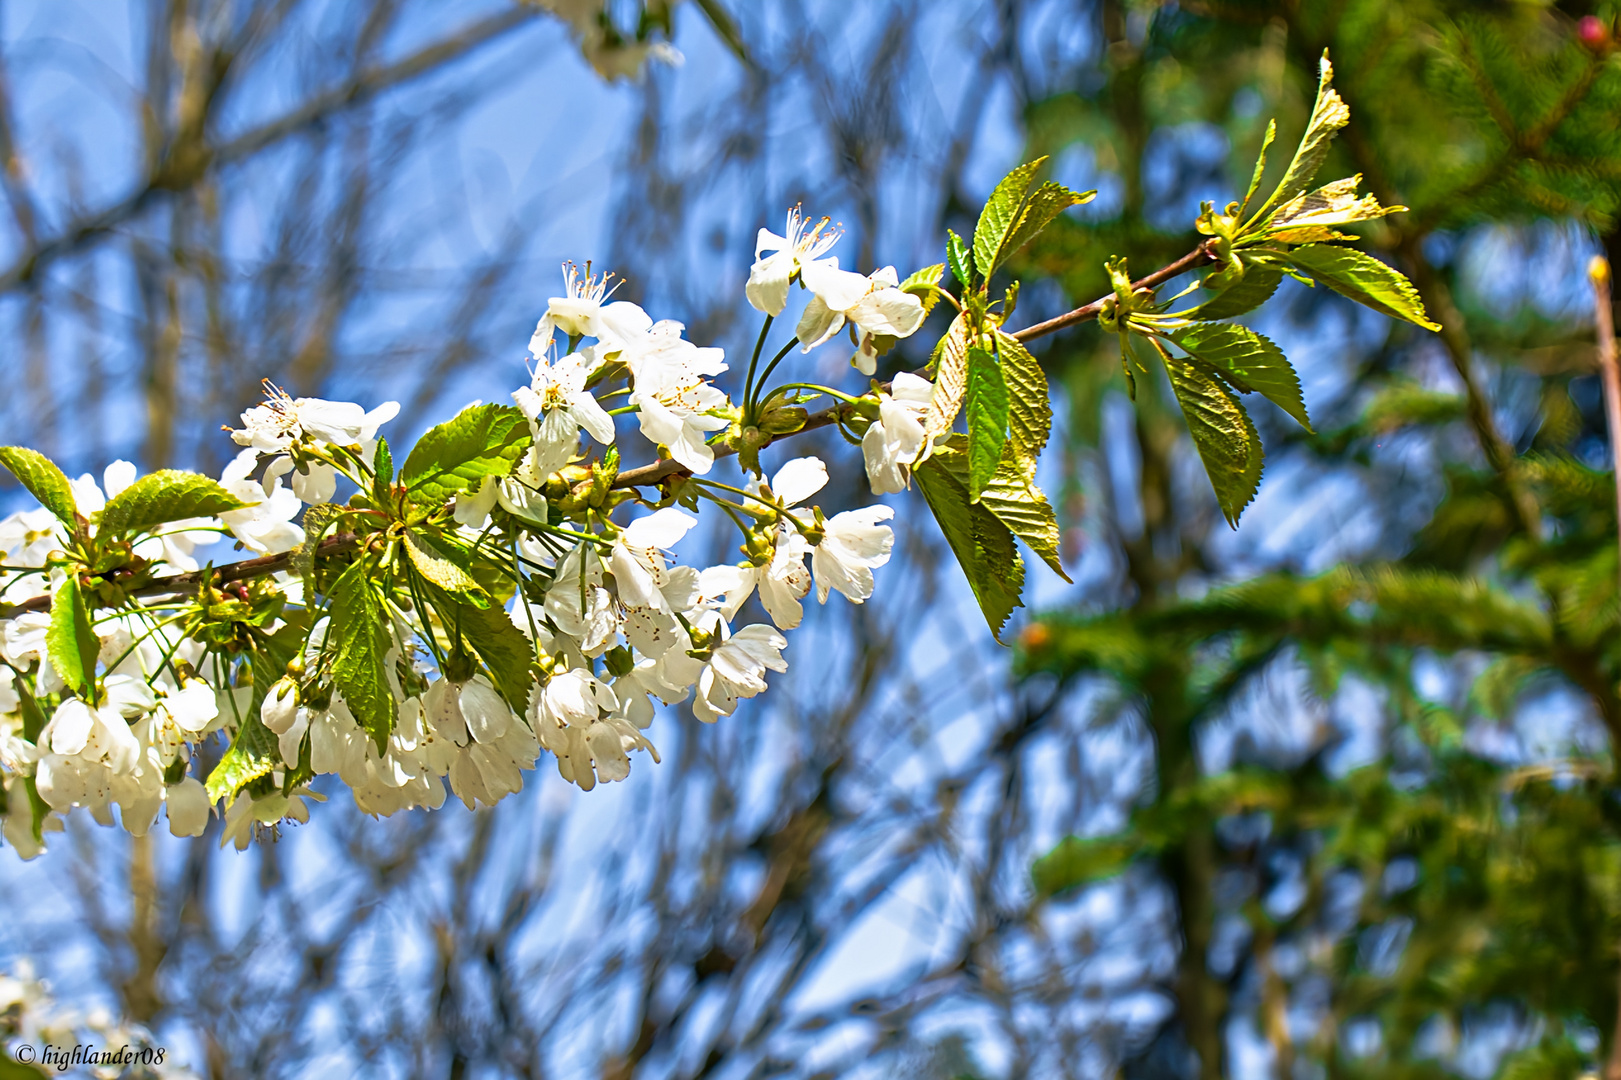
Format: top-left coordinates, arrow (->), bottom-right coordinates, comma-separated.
1015,1 -> 1621,1076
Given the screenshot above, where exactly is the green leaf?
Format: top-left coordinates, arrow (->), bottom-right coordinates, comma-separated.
21,776 -> 49,847
1161,346 -> 1264,527
1171,323 -> 1312,431
1192,264 -> 1284,321
900,263 -> 946,316
921,313 -> 972,451
995,180 -> 1093,270
946,229 -> 973,289
329,559 -> 396,752
1253,51 -> 1349,223
914,454 -> 1025,641
1033,835 -> 1138,897
372,436 -> 394,506
438,587 -> 537,713
973,157 -> 1044,281
965,347 -> 1008,503
405,529 -> 490,608
206,621 -> 304,804
12,676 -> 47,742
1237,118 -> 1277,219
1286,243 -> 1441,331
401,403 -> 532,508
47,577 -> 98,697
98,470 -> 247,538
0,446 -> 79,531
994,330 -> 1052,478
932,435 -> 1069,582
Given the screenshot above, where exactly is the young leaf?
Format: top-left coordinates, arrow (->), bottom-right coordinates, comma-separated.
329,559 -> 396,752
401,403 -> 532,508
920,313 -> 972,457
973,157 -> 1044,281
98,470 -> 247,538
1237,118 -> 1277,219
965,346 -> 1009,502
994,330 -> 1052,479
405,529 -> 490,609
995,180 -> 1093,271
1162,348 -> 1264,527
946,229 -> 974,289
372,437 -> 394,506
1267,174 -> 1401,234
1171,323 -> 1313,432
914,455 -> 1025,641
900,263 -> 946,316
444,588 -> 538,713
1286,243 -> 1441,331
0,446 -> 79,530
1192,265 -> 1284,321
1250,52 -> 1349,226
47,577 -> 98,697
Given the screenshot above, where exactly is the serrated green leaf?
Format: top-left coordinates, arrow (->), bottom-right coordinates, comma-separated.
1033,835 -> 1138,897
934,435 -> 1070,582
946,230 -> 973,289
1238,118 -> 1277,219
1192,265 -> 1284,321
1162,347 -> 1264,527
1171,323 -> 1312,432
292,503 -> 345,586
973,158 -> 1044,281
994,330 -> 1052,479
1286,244 -> 1440,331
965,346 -> 1008,503
330,559 -> 395,752
1251,52 -> 1349,225
47,577 -> 97,697
405,530 -> 490,608
0,446 -> 79,531
98,470 -> 246,539
1267,175 -> 1401,234
372,437 -> 394,506
996,180 -> 1093,270
921,313 -> 972,453
436,587 -> 537,713
401,403 -> 532,509
206,622 -> 304,804
914,453 -> 1025,641
900,263 -> 946,316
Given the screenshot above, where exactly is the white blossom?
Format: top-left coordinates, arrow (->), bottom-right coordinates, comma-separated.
747,206 -> 841,316
797,263 -> 927,374
812,506 -> 895,604
861,372 -> 934,494
512,350 -> 617,479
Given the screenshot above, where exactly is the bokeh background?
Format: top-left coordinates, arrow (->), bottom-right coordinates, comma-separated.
2,1 -> 1621,1078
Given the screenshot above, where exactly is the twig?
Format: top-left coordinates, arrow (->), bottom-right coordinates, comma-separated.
1,242 -> 1219,607
1591,256 -> 1621,602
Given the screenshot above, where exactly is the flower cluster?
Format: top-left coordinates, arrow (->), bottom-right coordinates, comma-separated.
0,209 -> 939,855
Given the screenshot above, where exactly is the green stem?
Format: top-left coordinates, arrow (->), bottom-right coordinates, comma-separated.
767,382 -> 863,406
741,314 -> 775,420
607,404 -> 641,416
750,336 -> 800,415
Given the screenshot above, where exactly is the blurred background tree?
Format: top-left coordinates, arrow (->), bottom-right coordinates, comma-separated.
2,1 -> 1621,1079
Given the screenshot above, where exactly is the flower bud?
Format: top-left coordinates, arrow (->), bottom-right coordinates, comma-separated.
260,677 -> 300,734
1579,15 -> 1609,49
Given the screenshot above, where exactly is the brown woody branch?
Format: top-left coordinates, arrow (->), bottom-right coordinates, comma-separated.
0,242 -> 1218,614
